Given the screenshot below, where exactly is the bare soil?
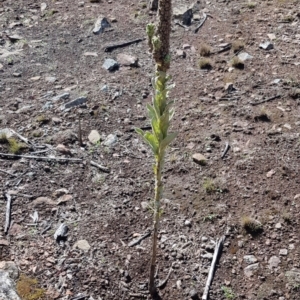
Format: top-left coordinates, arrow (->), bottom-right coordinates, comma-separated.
0,0 -> 300,299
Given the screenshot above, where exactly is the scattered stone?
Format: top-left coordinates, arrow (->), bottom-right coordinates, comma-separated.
0,240 -> 9,246
45,76 -> 56,83
103,134 -> 118,146
225,82 -> 234,92
176,49 -> 186,58
83,52 -> 98,57
283,123 -> 291,130
88,130 -> 101,144
73,240 -> 91,252
0,261 -> 19,280
244,263 -> 259,277
275,222 -> 282,229
54,223 -> 69,243
279,249 -> 288,256
176,279 -> 182,289
201,236 -> 208,242
182,8 -> 193,26
259,41 -> 274,50
183,44 -> 191,50
0,269 -> 21,300
116,53 -> 138,67
0,63 -> 3,70
272,78 -> 281,84
202,253 -> 213,260
16,105 -> 33,114
0,128 -> 13,138
267,33 -> 276,40
52,188 -> 68,198
189,288 -> 199,300
13,73 -> 21,77
57,194 -> 73,205
102,58 -> 119,71
268,256 -> 280,268
93,16 -> 111,34
30,76 -> 41,81
140,201 -> 149,210
285,269 -> 300,286
294,194 -> 300,200
64,96 -> 87,109
238,52 -> 253,61
148,0 -> 158,10
56,144 -> 71,155
243,255 -> 258,264
51,92 -> 70,102
184,220 -> 191,227
192,153 -> 207,165
41,3 -> 47,12
50,129 -> 77,144
31,197 -> 56,207
267,169 -> 276,178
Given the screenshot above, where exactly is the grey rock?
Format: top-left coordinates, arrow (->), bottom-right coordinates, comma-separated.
238,52 -> 253,61
243,255 -> 258,264
52,92 -> 70,102
73,240 -> 91,252
50,129 -> 77,144
88,130 -> 101,144
201,236 -> 208,242
202,253 -> 213,260
54,223 -> 68,241
189,288 -> 199,300
101,85 -> 108,92
102,58 -> 119,71
0,128 -> 13,138
185,219 -> 191,227
64,96 -> 87,109
103,134 -> 118,146
45,76 -> 57,83
182,8 -> 193,26
275,222 -> 282,229
259,41 -> 274,50
148,0 -> 158,10
0,270 -> 21,300
0,261 -> 19,280
279,249 -> 288,256
42,101 -> 53,110
244,263 -> 259,277
192,153 -> 207,165
141,201 -> 149,210
93,16 -> 111,34
268,256 -> 280,268
116,53 -> 138,67
286,269 -> 300,285
16,105 -> 33,114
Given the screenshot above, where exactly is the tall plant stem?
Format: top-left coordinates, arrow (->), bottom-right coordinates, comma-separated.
149,155 -> 163,296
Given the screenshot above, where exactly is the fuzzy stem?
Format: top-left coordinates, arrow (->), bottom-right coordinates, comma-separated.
149,155 -> 163,296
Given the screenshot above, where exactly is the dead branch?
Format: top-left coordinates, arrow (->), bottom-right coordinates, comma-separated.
194,13 -> 207,33
221,142 -> 230,159
0,152 -> 82,162
202,235 -> 226,300
90,160 -> 110,173
0,169 -> 17,177
128,231 -> 151,247
104,38 -> 145,52
4,193 -> 12,234
157,263 -> 174,289
250,94 -> 281,106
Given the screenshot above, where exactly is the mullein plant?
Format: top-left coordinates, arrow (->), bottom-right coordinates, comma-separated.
136,0 -> 176,296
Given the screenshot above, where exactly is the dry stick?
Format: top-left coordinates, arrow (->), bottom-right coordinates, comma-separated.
90,160 -> 110,173
194,13 -> 207,33
157,263 -> 175,289
202,235 -> 226,300
104,38 -> 145,52
4,193 -> 12,234
250,94 -> 281,106
128,231 -> 151,247
10,129 -> 33,146
0,152 -> 82,162
0,169 -> 17,177
78,116 -> 83,147
221,142 -> 230,159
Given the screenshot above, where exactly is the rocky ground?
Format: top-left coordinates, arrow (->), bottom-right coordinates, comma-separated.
0,0 -> 300,299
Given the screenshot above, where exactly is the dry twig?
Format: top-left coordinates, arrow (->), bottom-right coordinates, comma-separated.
90,160 -> 110,173
0,152 -> 82,162
4,193 -> 12,234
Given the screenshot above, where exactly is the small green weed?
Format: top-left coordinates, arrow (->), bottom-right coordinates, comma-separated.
221,286 -> 235,299
200,43 -> 211,57
247,2 -> 257,9
199,58 -> 212,70
16,274 -> 45,300
203,178 -> 216,194
203,214 -> 217,222
231,57 -> 244,69
241,216 -> 262,234
232,40 -> 245,53
0,133 -> 8,144
8,138 -> 27,154
36,115 -> 50,124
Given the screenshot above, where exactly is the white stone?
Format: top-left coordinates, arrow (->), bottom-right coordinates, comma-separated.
244,263 -> 259,277
268,256 -> 280,268
73,240 -> 91,252
88,130 -> 101,144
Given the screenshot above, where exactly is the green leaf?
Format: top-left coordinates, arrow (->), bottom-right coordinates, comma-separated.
147,104 -> 157,120
151,118 -> 163,141
135,128 -> 145,136
144,132 -> 159,154
160,132 -> 177,150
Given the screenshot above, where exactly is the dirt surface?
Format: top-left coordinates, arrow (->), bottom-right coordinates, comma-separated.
0,0 -> 300,299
